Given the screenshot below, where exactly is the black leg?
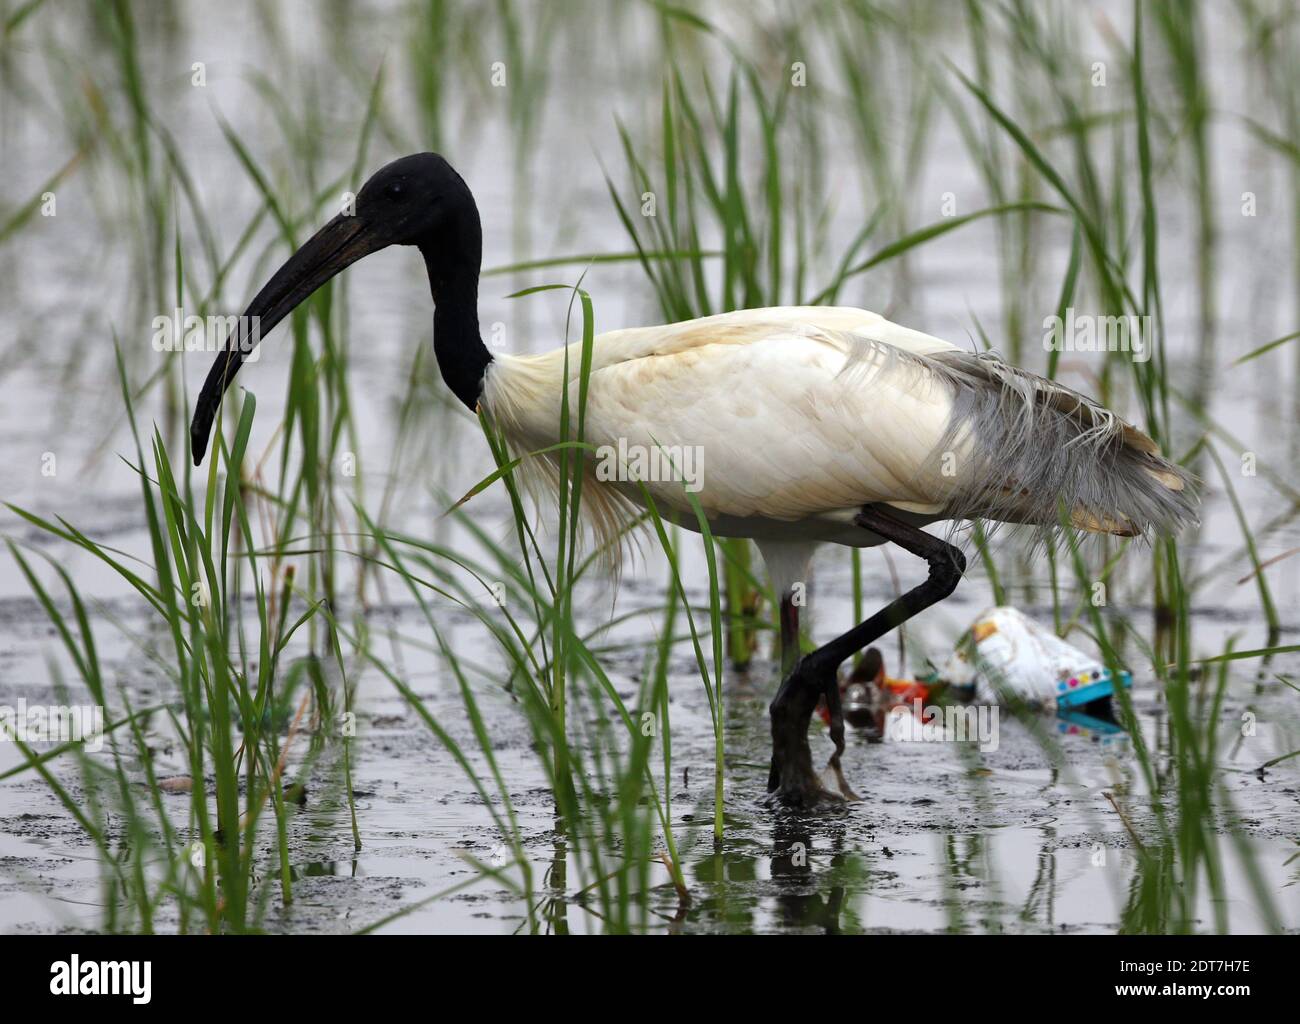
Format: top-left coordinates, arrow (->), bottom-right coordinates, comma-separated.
766,506 -> 966,808
778,592 -> 801,677
768,592 -> 802,793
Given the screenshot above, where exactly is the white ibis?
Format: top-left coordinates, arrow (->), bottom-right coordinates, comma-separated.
191,153 -> 1198,809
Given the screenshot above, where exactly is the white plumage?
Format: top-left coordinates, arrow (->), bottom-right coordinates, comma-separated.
482,305 -> 1193,585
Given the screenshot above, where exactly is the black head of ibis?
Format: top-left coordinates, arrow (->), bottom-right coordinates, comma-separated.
190,152 -> 490,465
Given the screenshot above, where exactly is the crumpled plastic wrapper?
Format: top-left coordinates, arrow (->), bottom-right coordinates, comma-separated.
939,606 -> 1131,709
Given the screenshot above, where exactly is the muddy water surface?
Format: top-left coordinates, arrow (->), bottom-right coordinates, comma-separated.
1,1 -> 1298,933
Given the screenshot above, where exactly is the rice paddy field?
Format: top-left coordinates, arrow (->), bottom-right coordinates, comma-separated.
0,0 -> 1297,941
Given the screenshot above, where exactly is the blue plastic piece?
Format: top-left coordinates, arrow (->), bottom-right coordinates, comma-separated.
1055,666 -> 1132,708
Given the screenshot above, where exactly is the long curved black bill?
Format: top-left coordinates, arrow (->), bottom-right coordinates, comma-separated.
190,212 -> 377,465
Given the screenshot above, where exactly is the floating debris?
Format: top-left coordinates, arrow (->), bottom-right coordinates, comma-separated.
940,607 -> 1131,710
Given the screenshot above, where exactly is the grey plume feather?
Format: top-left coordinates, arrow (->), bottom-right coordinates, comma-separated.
835,331 -> 1199,540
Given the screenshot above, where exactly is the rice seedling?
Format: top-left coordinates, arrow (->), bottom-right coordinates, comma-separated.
6,358 -> 324,933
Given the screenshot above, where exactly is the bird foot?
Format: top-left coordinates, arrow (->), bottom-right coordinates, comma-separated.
766,655 -> 859,810
825,751 -> 861,803
764,774 -> 845,811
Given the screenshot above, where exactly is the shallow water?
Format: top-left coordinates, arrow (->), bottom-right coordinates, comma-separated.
1,1 -> 1298,933
2,540 -> 1296,934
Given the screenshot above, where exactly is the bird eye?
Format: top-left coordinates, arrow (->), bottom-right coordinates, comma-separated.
384,181 -> 405,200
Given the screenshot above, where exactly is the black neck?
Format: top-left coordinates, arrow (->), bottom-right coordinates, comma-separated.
421,220 -> 492,411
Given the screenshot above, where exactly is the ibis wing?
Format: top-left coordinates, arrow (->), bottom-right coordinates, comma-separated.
485,305 -> 1197,562
576,319 -> 962,521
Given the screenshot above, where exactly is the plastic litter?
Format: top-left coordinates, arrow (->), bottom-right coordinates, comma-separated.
940,606 -> 1131,709
818,608 -> 1131,742
1055,705 -> 1127,746
823,648 -> 931,735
